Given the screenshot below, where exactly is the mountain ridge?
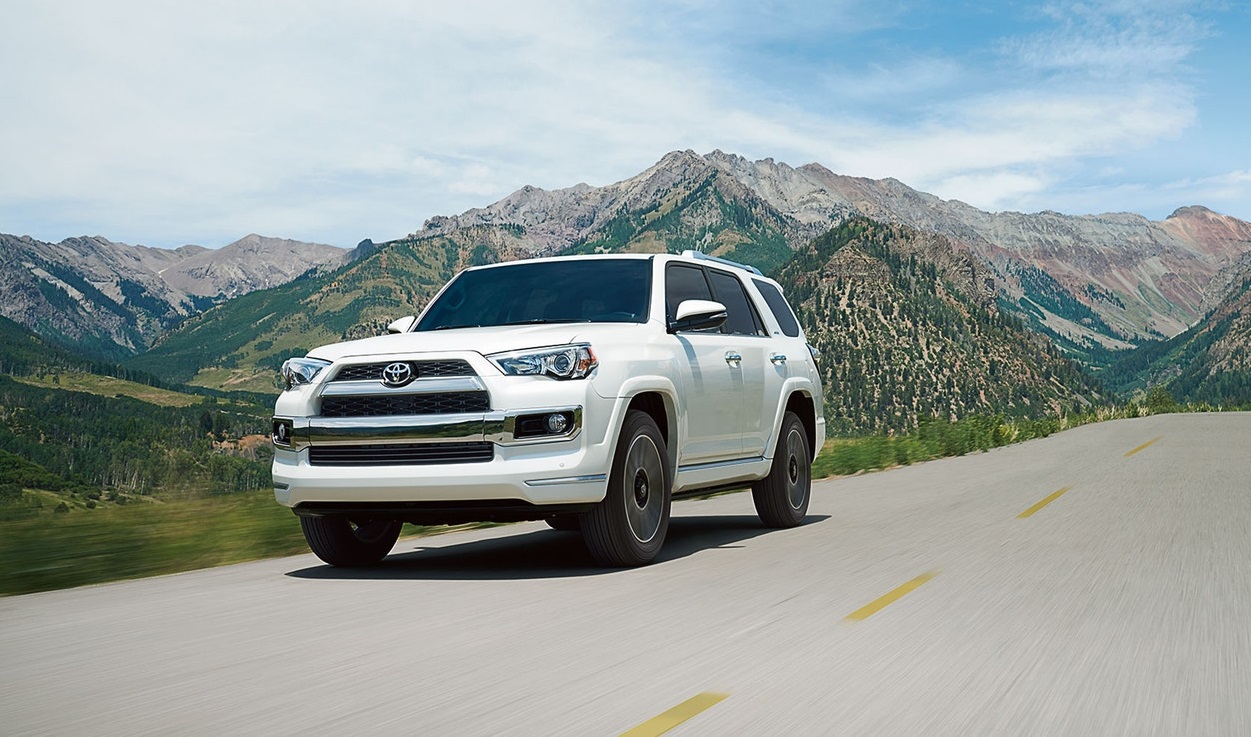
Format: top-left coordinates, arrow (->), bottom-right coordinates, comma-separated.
0,232 -> 349,359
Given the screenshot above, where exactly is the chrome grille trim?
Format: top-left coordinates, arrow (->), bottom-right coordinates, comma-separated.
303,413 -> 501,447
319,377 -> 486,396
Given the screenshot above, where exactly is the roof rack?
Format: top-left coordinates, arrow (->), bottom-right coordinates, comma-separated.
680,249 -> 763,276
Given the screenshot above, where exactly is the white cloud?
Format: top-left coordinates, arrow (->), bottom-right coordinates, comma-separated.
1007,0 -> 1209,77
932,170 -> 1052,211
0,0 -> 1242,247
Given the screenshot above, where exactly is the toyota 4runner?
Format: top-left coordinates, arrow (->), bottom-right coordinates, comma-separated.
272,250 -> 825,567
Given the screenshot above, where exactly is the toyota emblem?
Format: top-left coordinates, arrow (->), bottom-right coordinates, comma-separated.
381,362 -> 415,387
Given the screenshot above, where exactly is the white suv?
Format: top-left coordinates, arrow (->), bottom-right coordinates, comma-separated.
272,251 -> 825,567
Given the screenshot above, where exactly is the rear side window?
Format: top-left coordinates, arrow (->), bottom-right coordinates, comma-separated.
753,279 -> 801,337
665,264 -> 713,322
708,270 -> 765,336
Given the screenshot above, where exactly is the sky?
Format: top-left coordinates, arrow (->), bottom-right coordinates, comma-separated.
1,0 -> 1248,249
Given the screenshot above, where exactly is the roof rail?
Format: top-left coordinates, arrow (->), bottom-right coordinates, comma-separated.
680,249 -> 763,276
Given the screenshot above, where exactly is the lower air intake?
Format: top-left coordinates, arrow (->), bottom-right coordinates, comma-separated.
308,442 -> 494,467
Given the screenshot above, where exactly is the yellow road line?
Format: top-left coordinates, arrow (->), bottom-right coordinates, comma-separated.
619,692 -> 729,737
1124,436 -> 1163,457
845,572 -> 938,621
1017,486 -> 1073,519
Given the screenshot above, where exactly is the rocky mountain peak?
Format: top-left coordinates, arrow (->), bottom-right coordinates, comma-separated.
162,234 -> 348,298
1168,205 -> 1215,219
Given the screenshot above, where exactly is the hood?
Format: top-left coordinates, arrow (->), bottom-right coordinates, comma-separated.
306,323 -> 592,362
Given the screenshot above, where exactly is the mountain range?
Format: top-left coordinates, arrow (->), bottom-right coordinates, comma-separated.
5,149 -> 1251,430
0,233 -> 349,359
414,150 -> 1251,354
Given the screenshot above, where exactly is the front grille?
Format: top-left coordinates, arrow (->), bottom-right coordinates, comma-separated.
320,392 -> 490,417
332,360 -> 474,382
308,442 -> 494,466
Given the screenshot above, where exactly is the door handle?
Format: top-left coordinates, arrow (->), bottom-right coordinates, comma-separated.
770,353 -> 787,365
725,351 -> 742,366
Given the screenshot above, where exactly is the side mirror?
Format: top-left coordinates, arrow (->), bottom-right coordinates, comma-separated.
668,299 -> 728,333
386,315 -> 417,334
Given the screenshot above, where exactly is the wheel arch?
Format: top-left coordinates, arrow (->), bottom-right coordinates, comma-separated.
627,390 -> 674,454
784,389 -> 819,462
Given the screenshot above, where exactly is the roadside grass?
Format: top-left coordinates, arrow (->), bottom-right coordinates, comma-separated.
812,392 -> 1238,478
813,414 -> 1063,478
0,492 -> 309,596
2,394 -> 1239,597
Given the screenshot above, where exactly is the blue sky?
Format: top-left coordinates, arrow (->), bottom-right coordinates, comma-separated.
1,1 -> 1247,249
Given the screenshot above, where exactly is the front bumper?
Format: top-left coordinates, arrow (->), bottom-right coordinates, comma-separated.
273,438 -> 610,507
271,358 -> 619,514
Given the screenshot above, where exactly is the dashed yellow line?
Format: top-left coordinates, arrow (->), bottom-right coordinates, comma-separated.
1124,436 -> 1163,457
619,692 -> 730,737
1018,486 -> 1073,519
845,572 -> 938,621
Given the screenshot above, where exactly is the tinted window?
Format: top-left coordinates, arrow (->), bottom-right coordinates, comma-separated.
753,279 -> 801,337
416,259 -> 651,330
664,264 -> 713,322
708,270 -> 764,336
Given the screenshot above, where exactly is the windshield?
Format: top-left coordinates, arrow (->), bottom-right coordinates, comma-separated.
416,258 -> 652,331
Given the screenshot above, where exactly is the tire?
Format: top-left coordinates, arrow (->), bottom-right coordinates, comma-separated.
299,515 -> 402,567
581,410 -> 672,566
545,514 -> 582,532
752,411 -> 811,528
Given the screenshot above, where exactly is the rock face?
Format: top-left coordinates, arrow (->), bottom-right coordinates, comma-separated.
0,233 -> 348,359
407,150 -> 1251,352
158,234 -> 349,299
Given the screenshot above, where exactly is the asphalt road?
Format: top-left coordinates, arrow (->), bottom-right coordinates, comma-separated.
2,412 -> 1249,736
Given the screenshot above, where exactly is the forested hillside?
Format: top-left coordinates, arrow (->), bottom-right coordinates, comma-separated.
0,376 -> 270,519
0,319 -> 273,519
126,227 -> 529,392
781,219 -> 1102,435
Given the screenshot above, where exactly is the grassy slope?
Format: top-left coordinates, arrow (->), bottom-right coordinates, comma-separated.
12,371 -> 205,407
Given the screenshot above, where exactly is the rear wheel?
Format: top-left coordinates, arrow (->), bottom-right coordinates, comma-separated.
752,411 -> 811,528
299,516 -> 402,567
581,411 -> 671,566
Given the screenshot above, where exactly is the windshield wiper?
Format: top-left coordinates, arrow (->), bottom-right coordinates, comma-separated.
496,318 -> 591,326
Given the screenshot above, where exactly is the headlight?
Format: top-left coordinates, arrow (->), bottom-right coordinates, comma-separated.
489,344 -> 597,380
280,356 -> 332,390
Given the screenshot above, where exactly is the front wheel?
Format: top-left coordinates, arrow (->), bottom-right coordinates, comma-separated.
752,411 -> 811,528
299,516 -> 402,567
581,411 -> 672,566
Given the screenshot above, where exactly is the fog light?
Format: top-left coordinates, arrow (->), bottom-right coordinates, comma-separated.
546,413 -> 569,434
272,418 -> 293,447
